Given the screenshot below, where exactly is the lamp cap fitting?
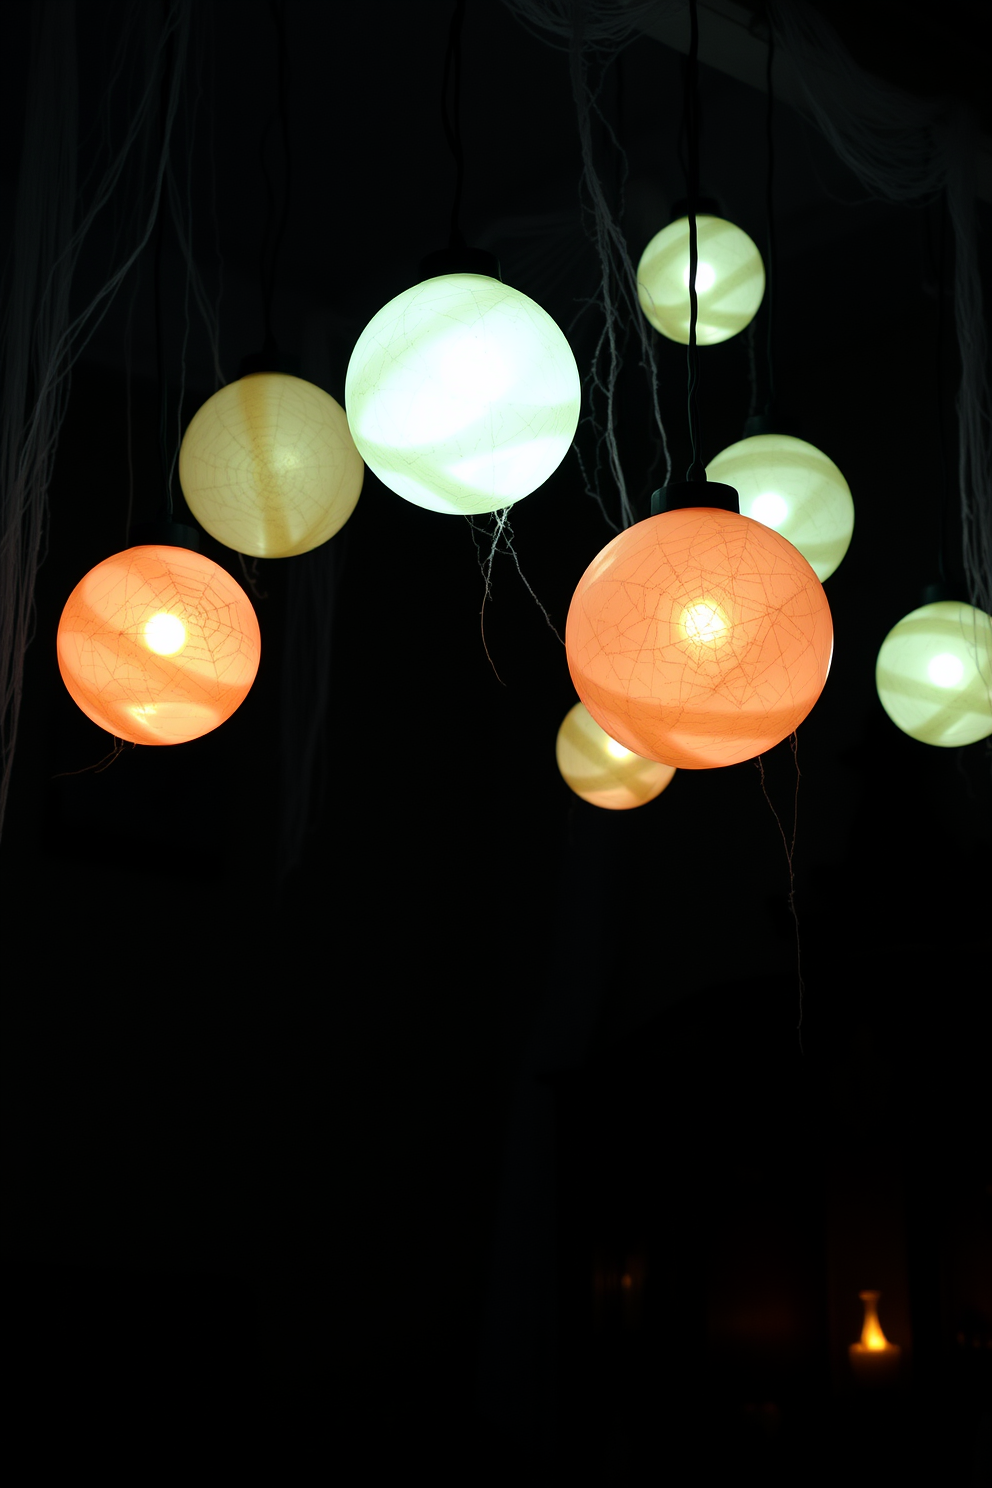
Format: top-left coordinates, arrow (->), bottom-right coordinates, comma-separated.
743,412 -> 801,439
651,480 -> 739,516
238,338 -> 302,379
128,519 -> 201,552
418,246 -> 501,281
670,195 -> 722,221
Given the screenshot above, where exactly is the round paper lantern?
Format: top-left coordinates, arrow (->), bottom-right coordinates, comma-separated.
875,600 -> 992,747
57,545 -> 261,745
566,506 -> 833,769
556,701 -> 676,809
345,272 -> 581,515
178,373 -> 363,558
636,215 -> 765,345
705,433 -> 854,581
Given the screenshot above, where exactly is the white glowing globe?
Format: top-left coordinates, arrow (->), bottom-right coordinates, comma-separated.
636,215 -> 765,345
345,273 -> 581,515
705,433 -> 854,581
876,600 -> 992,746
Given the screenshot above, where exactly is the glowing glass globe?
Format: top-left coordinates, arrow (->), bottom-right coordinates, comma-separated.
875,600 -> 992,746
637,215 -> 765,345
178,373 -> 363,558
556,701 -> 676,809
57,545 -> 261,745
345,273 -> 581,515
705,433 -> 854,581
566,506 -> 833,769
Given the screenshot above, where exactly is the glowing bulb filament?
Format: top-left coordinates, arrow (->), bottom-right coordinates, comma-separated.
143,612 -> 188,656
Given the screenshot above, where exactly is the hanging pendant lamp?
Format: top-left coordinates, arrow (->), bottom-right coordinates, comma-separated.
876,598 -> 992,747
345,249 -> 581,516
566,490 -> 833,770
178,372 -> 363,559
637,207 -> 765,347
57,528 -> 261,745
556,700 -> 676,809
705,423 -> 854,581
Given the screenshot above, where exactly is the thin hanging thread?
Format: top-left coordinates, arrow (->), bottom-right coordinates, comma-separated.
685,0 -> 703,481
153,19 -> 174,520
754,732 -> 805,1053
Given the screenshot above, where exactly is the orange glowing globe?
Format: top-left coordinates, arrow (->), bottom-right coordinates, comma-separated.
565,507 -> 833,768
57,544 -> 261,745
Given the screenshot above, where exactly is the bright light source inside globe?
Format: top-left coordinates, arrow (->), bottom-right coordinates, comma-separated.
143,612 -> 187,656
750,491 -> 789,529
682,601 -> 729,644
605,737 -> 633,759
683,261 -> 716,293
927,652 -> 965,687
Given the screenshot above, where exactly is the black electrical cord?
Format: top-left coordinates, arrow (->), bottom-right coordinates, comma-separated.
685,0 -> 703,481
258,0 -> 291,359
763,30 -> 777,418
154,14 -> 174,519
441,0 -> 467,250
931,187 -> 949,589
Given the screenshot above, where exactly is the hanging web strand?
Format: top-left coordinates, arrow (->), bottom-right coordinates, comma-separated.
754,732 -> 805,1053
503,0 -> 675,530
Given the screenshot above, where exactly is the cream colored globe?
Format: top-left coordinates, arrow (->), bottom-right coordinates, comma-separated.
705,433 -> 854,581
876,600 -> 992,746
556,701 -> 676,810
345,273 -> 581,515
637,215 -> 765,345
179,373 -> 363,558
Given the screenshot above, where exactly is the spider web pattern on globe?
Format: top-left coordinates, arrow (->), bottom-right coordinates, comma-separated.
566,508 -> 833,769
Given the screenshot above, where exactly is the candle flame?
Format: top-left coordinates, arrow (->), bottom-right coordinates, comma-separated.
858,1290 -> 893,1352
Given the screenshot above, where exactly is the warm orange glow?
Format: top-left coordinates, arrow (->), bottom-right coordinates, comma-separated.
57,545 -> 261,745
855,1291 -> 896,1352
565,507 -> 833,769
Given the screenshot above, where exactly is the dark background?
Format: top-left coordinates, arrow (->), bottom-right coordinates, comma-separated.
1,1 -> 989,1478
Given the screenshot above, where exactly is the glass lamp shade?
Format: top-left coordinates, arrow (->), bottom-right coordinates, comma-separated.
637,215 -> 765,345
565,507 -> 833,769
57,545 -> 261,745
345,273 -> 581,515
178,373 -> 363,558
875,600 -> 992,746
705,433 -> 854,582
556,701 -> 676,809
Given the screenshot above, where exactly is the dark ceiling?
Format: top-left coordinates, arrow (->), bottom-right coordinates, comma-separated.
2,1 -> 990,1477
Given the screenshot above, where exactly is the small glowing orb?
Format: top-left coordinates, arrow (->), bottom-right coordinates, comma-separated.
345,273 -> 581,515
179,373 -> 363,558
706,433 -> 854,581
876,600 -> 992,746
566,507 -> 833,769
57,545 -> 260,745
143,612 -> 187,656
682,261 -> 716,293
750,491 -> 789,529
637,215 -> 764,345
681,600 -> 729,645
556,701 -> 676,810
